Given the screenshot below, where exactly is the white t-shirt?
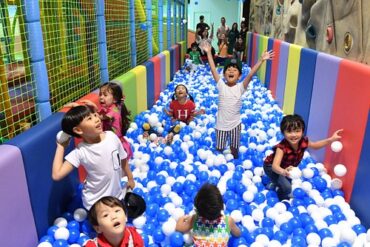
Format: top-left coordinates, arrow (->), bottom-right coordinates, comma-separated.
216,79 -> 246,131
65,131 -> 127,209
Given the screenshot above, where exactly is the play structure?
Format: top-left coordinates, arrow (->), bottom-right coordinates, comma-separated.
1,0 -> 370,246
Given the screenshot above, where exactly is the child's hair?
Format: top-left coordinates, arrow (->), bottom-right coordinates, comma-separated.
62,105 -> 95,138
194,183 -> 223,221
223,58 -> 242,74
191,42 -> 198,49
100,82 -> 131,136
171,84 -> 194,102
280,114 -> 305,133
88,196 -> 127,227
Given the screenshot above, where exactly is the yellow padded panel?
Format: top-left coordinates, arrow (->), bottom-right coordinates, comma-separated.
161,50 -> 171,84
283,44 -> 301,114
115,71 -> 138,117
259,35 -> 269,83
131,65 -> 148,113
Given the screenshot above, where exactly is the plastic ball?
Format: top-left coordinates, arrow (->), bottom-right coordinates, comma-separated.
73,208 -> 87,222
56,131 -> 71,144
37,242 -> 53,247
162,219 -> 177,236
331,178 -> 343,190
334,164 -> 347,177
152,228 -> 166,243
54,217 -> 68,228
133,215 -> 146,229
169,232 -> 184,247
54,227 -> 70,240
331,141 -> 343,152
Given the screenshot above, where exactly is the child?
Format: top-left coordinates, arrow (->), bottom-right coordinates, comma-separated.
176,183 -> 241,246
188,42 -> 203,66
200,41 -> 273,159
65,82 -> 133,159
85,196 -> 144,247
52,105 -> 135,210
263,114 -> 343,201
164,84 -> 205,143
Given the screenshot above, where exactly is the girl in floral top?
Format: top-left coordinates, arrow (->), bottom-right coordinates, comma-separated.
176,183 -> 240,247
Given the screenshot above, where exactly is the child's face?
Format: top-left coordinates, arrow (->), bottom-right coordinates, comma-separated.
99,87 -> 115,108
284,128 -> 303,147
224,66 -> 241,84
237,38 -> 243,43
74,112 -> 102,138
94,203 -> 127,238
175,85 -> 188,99
192,46 -> 198,52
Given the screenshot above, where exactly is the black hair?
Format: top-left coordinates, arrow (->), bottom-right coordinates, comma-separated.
61,105 -> 95,138
88,196 -> 127,227
223,59 -> 242,74
199,15 -> 204,20
191,42 -> 198,49
171,84 -> 194,102
280,114 -> 305,133
100,82 -> 131,136
195,183 -> 224,221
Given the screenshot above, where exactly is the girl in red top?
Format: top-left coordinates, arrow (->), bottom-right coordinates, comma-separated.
85,196 -> 143,247
264,114 -> 342,201
164,84 -> 205,143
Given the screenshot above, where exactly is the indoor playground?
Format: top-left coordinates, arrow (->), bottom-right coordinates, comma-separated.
1,0 -> 370,247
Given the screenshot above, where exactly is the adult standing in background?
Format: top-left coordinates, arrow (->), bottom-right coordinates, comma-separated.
227,22 -> 239,55
216,17 -> 230,44
239,21 -> 248,42
196,15 -> 210,33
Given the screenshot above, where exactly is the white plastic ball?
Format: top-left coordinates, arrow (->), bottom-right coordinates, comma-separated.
321,237 -> 338,247
255,235 -> 269,246
37,243 -> 53,247
160,184 -> 172,195
230,210 -> 243,223
172,208 -> 185,221
267,240 -> 282,247
162,219 -> 177,236
331,141 -> 343,153
148,115 -> 159,126
183,233 -> 193,245
149,133 -> 157,141
306,232 -> 321,245
54,217 -> 68,228
251,208 -> 264,222
242,191 -> 254,203
54,227 -> 70,240
133,215 -> 146,229
163,146 -> 173,156
331,178 -> 343,189
73,208 -> 87,222
334,164 -> 347,177
56,131 -> 71,144
242,160 -> 253,169
171,196 -> 183,207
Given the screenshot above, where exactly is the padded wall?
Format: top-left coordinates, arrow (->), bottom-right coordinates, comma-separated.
169,46 -> 175,80
116,71 -> 138,117
159,53 -> 166,92
324,59 -> 370,201
351,110 -> 370,228
131,65 -> 148,113
306,53 -> 341,162
247,32 -> 253,66
275,42 -> 289,109
149,56 -> 161,102
162,50 -> 171,84
294,48 -> 318,128
143,60 -> 155,107
282,44 -> 301,114
7,112 -> 79,238
265,38 -> 274,89
268,39 -> 282,97
0,145 -> 38,246
258,36 -> 268,83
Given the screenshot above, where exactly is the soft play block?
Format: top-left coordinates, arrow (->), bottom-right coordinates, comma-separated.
158,53 -> 166,92
174,44 -> 180,71
247,32 -> 253,66
269,39 -> 282,97
161,50 -> 171,84
324,59 -> 370,201
7,112 -> 79,238
116,71 -> 138,117
149,56 -> 161,102
350,110 -> 370,228
264,38 -> 274,89
169,46 -> 175,80
143,60 -> 155,107
131,65 -> 148,113
257,35 -> 268,82
283,44 -> 301,115
0,145 -> 38,246
275,42 -> 290,109
294,48 -> 318,130
178,41 -> 186,66
306,53 -> 341,162
253,33 -> 259,66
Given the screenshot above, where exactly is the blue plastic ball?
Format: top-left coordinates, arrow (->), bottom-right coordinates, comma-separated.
169,232 -> 184,247
152,228 -> 165,243
53,239 -> 68,247
273,230 -> 288,244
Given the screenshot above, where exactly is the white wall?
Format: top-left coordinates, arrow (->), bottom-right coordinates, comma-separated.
187,0 -> 243,49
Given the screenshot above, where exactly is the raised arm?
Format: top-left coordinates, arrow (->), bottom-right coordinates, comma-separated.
209,23 -> 214,39
52,142 -> 75,181
199,42 -> 220,82
243,50 -> 274,89
308,129 -> 343,150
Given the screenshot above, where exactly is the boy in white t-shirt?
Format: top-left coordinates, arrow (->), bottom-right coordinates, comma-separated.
52,105 -> 135,209
201,42 -> 273,159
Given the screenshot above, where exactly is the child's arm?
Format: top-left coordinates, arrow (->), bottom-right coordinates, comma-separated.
200,42 -> 220,82
121,158 -> 135,189
209,23 -> 214,39
193,108 -> 205,116
176,215 -> 195,233
243,50 -> 274,89
52,142 -> 75,181
308,129 -> 343,150
80,100 -> 99,112
271,147 -> 290,177
228,217 -> 241,237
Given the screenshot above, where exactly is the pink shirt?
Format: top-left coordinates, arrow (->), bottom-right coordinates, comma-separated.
99,104 -> 122,138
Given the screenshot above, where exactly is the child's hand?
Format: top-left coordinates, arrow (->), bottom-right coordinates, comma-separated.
281,168 -> 290,177
80,100 -> 98,110
127,178 -> 135,189
199,109 -> 206,114
261,50 -> 274,61
199,41 -> 211,53
330,129 -> 343,142
64,102 -> 80,108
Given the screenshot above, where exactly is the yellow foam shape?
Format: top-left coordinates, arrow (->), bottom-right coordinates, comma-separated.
259,35 -> 269,83
178,41 -> 187,66
152,37 -> 159,54
131,65 -> 148,113
161,50 -> 170,84
135,0 -> 146,22
283,44 -> 301,114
